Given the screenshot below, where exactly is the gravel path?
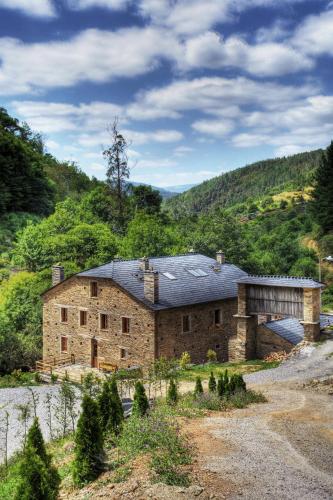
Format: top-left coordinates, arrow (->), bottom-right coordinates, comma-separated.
201,339 -> 333,499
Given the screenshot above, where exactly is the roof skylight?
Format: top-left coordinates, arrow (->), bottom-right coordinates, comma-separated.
187,268 -> 208,277
163,272 -> 177,280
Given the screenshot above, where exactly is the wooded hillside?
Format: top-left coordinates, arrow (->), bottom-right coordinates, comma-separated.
165,150 -> 323,215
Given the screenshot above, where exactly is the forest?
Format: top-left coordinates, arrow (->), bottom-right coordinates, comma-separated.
0,107 -> 333,373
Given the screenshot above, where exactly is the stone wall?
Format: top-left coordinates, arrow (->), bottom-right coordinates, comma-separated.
256,324 -> 294,358
43,276 -> 156,369
156,299 -> 238,364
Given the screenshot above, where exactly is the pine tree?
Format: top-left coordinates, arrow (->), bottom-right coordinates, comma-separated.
228,374 -> 237,395
132,381 -> 149,417
98,381 -> 112,433
194,376 -> 203,397
109,376 -> 124,423
73,394 -> 104,486
235,373 -> 247,392
217,373 -> 226,398
208,372 -> 216,393
311,141 -> 333,233
166,378 -> 178,405
15,418 -> 60,500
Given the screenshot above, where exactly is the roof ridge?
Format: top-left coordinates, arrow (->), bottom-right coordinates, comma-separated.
245,274 -> 319,281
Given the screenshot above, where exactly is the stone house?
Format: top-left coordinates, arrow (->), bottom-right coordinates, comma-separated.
42,252 -> 325,370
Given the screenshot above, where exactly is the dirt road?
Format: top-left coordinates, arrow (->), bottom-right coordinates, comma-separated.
192,340 -> 333,499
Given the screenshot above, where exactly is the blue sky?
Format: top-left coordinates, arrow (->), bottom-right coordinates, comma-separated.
1,0 -> 333,187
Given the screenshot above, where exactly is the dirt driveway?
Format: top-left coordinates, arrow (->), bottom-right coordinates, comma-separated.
189,340 -> 333,499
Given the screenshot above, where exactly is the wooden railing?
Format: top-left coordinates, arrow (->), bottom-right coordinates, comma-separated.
36,355 -> 72,374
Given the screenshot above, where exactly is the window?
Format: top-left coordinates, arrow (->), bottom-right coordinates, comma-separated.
162,272 -> 177,280
120,348 -> 128,359
182,314 -> 190,333
60,307 -> 68,323
90,281 -> 98,297
187,268 -> 208,277
100,313 -> 108,330
214,309 -> 222,325
61,336 -> 68,353
122,317 -> 131,334
79,310 -> 87,326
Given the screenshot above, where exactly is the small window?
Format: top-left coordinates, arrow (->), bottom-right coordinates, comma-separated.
163,272 -> 177,280
187,268 -> 208,277
79,310 -> 87,326
61,336 -> 68,353
214,309 -> 222,325
120,348 -> 128,359
100,313 -> 108,330
122,317 -> 131,334
90,281 -> 98,297
60,307 -> 68,323
182,315 -> 190,333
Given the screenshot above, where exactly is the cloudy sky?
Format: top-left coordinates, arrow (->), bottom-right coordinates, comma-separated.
1,0 -> 333,187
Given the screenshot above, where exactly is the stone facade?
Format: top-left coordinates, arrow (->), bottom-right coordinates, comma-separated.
301,287 -> 321,341
156,299 -> 238,364
256,324 -> 294,358
43,277 -> 238,368
43,276 -> 156,369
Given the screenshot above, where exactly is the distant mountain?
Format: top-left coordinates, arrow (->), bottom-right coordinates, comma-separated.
128,181 -> 177,199
163,183 -> 197,193
164,149 -> 323,215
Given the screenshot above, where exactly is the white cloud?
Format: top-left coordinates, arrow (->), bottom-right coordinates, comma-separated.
192,119 -> 235,138
173,146 -> 194,157
292,9 -> 333,56
78,128 -> 183,148
0,0 -> 56,18
183,31 -> 313,76
128,76 -> 318,121
138,0 -> 313,35
0,27 -> 181,95
67,0 -> 129,10
11,100 -> 123,133
134,158 -> 178,169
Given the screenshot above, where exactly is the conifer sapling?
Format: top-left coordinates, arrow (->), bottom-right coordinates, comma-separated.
167,378 -> 178,405
208,372 -> 216,393
194,376 -> 203,397
132,381 -> 149,417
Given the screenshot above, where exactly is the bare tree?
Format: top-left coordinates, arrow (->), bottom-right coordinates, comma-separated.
103,118 -> 130,230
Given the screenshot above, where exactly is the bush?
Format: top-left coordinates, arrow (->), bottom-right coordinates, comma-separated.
217,373 -> 226,398
194,377 -> 203,397
15,417 -> 60,500
72,394 -> 104,486
227,390 -> 267,409
50,373 -> 58,384
98,377 -> 124,435
206,349 -> 217,363
179,352 -> 191,370
166,378 -> 178,406
192,392 -> 222,411
34,372 -> 41,384
208,372 -> 216,393
132,381 -> 149,417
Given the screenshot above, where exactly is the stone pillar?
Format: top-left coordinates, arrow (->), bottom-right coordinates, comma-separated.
144,270 -> 159,304
139,256 -> 149,271
301,287 -> 321,342
52,265 -> 64,286
229,283 -> 257,361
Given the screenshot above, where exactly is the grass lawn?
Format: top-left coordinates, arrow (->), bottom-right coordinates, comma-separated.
0,371 -> 42,389
177,359 -> 280,381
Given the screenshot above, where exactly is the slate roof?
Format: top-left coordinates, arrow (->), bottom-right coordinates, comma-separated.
236,275 -> 323,289
78,253 -> 247,310
263,314 -> 333,345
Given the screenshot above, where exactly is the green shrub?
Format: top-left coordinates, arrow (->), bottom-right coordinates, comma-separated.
132,381 -> 149,417
98,378 -> 124,436
72,394 -> 104,486
206,349 -> 217,363
208,372 -> 216,393
34,372 -> 41,384
50,373 -> 58,384
166,378 -> 178,406
217,373 -> 226,398
179,352 -> 191,370
15,418 -> 60,500
194,377 -> 203,397
227,390 -> 267,409
150,451 -> 190,487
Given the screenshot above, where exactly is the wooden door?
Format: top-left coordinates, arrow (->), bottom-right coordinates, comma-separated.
91,339 -> 98,368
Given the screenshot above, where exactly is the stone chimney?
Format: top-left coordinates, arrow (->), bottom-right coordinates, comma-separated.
216,250 -> 226,265
52,265 -> 65,286
144,270 -> 159,304
139,256 -> 149,272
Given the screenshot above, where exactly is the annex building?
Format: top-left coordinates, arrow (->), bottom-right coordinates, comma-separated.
41,252 -> 329,370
